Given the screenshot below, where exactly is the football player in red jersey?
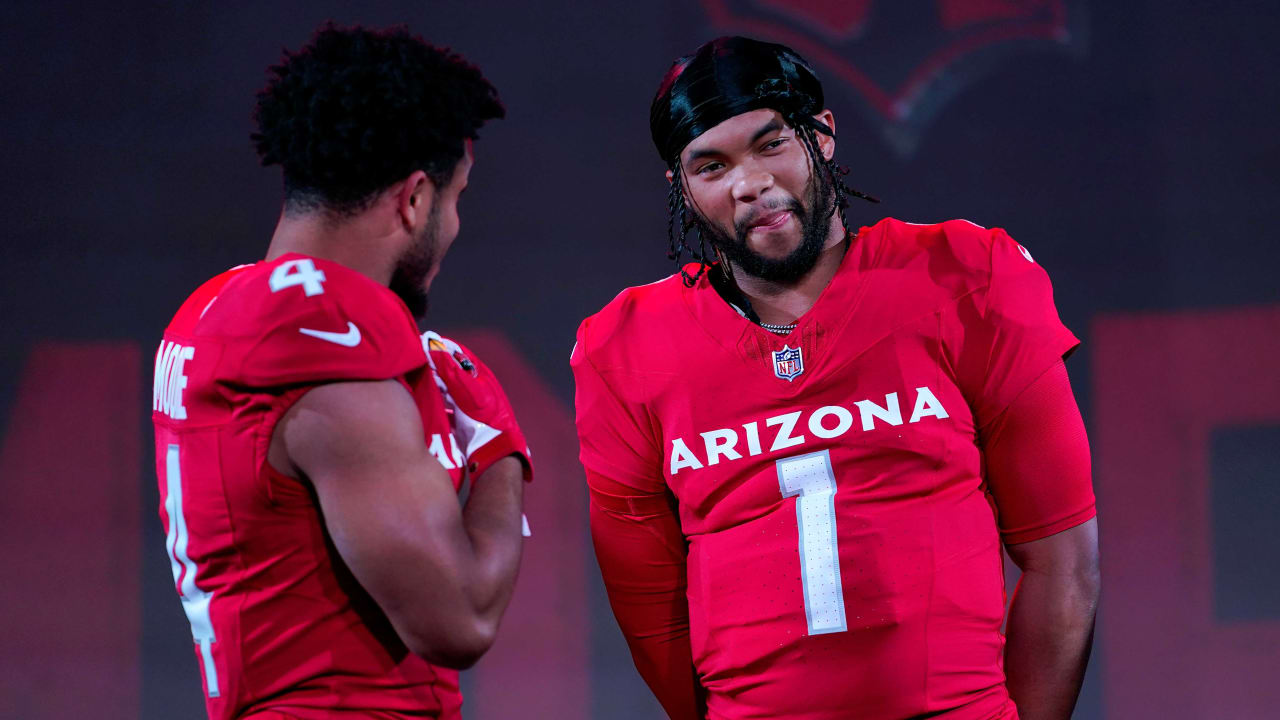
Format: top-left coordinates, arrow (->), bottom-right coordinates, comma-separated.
572,37 -> 1098,720
151,25 -> 531,719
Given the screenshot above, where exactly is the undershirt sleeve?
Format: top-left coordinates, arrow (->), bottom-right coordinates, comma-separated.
587,470 -> 704,720
571,324 -> 702,717
982,360 -> 1097,545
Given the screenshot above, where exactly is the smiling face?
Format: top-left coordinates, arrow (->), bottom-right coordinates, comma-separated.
676,107 -> 839,284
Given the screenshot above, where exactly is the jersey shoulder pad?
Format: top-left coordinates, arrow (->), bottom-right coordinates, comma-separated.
165,265 -> 253,336
576,271 -> 684,369
869,217 -> 1018,294
196,254 -> 426,388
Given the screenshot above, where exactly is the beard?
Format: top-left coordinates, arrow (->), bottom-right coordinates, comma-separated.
692,167 -> 836,285
388,204 -> 440,320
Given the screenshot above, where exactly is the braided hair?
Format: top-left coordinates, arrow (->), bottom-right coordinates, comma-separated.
664,160 -> 714,286
650,37 -> 877,287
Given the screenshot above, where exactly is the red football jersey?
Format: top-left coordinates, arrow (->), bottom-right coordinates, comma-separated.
572,218 -> 1095,719
152,253 -> 467,719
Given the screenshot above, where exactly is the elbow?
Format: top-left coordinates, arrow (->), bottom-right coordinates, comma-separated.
1059,555 -> 1101,622
1079,560 -> 1102,608
404,615 -> 499,670
1074,537 -> 1102,606
1056,550 -> 1101,619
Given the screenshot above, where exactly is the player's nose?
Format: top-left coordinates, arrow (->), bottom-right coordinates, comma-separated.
731,165 -> 774,204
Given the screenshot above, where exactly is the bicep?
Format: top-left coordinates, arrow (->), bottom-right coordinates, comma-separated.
279,380 -> 468,633
983,360 -> 1097,545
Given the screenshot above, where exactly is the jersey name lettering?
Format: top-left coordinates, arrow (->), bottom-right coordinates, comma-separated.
154,340 -> 196,420
427,432 -> 466,470
669,386 -> 950,475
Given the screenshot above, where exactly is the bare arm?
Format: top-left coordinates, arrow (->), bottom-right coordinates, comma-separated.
275,379 -> 524,669
1004,519 -> 1100,720
983,361 -> 1099,718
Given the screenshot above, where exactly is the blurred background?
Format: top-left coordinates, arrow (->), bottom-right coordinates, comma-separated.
2,1 -> 1277,718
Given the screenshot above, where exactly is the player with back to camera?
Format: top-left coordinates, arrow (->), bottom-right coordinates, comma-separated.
572,36 -> 1099,720
151,24 -> 531,720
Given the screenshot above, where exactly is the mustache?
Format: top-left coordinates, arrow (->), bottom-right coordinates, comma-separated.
733,197 -> 806,242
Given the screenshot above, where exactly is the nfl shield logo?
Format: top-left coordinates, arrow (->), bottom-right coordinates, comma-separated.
772,345 -> 805,382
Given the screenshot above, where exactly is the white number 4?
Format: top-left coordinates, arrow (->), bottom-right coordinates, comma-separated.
269,258 -> 326,296
777,450 -> 848,635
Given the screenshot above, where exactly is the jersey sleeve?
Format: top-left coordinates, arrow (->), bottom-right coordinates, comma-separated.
982,360 -> 1096,544
570,319 -> 665,491
216,257 -> 427,389
572,319 -> 703,717
958,229 -> 1080,429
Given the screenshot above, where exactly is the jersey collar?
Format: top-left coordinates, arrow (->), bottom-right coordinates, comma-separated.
680,228 -> 875,381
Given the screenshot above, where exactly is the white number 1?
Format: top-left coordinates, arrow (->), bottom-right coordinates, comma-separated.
777,450 -> 848,635
163,444 -> 221,698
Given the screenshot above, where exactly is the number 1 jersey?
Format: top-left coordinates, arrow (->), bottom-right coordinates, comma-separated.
152,254 -> 466,719
572,218 -> 1096,719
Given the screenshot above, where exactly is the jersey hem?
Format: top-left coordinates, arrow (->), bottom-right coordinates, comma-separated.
1001,504 -> 1096,545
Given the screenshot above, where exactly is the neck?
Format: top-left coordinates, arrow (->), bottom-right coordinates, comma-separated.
264,207 -> 398,286
729,221 -> 850,326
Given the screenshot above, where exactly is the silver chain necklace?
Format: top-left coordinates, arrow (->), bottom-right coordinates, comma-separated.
759,321 -> 797,334
727,299 -> 797,334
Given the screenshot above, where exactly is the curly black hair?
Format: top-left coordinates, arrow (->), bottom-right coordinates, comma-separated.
252,23 -> 504,216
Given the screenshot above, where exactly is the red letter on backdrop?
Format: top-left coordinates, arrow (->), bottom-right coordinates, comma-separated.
1094,307 -> 1280,719
0,342 -> 141,718
0,334 -> 592,718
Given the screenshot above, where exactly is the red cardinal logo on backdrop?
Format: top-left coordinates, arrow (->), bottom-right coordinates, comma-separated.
702,0 -> 1087,155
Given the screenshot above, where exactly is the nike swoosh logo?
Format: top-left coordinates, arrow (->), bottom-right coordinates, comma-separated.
298,321 -> 362,347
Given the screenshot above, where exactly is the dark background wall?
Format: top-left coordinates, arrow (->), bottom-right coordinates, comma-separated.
2,1 -> 1277,718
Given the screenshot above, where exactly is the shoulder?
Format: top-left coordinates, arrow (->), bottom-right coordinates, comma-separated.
186,254 -> 426,387
861,217 -> 1036,294
200,255 -> 414,332
573,271 -> 685,372
164,264 -> 254,335
867,217 -> 998,270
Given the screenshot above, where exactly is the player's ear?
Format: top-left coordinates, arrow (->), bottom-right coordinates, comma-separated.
813,109 -> 836,161
397,170 -> 435,230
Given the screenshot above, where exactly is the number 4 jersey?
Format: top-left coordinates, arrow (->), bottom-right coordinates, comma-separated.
572,218 -> 1097,719
152,254 -> 466,719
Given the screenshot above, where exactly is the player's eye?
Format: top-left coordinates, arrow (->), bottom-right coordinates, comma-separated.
761,138 -> 787,152
696,161 -> 725,175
